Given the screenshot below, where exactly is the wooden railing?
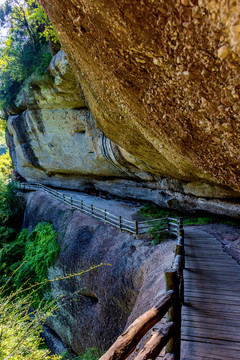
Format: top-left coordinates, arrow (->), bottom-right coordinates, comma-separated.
99,220 -> 185,360
16,182 -> 181,236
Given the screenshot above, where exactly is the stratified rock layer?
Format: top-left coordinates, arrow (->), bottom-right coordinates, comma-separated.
7,49 -> 240,216
38,0 -> 240,192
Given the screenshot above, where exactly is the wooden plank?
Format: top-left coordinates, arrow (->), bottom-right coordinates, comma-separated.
181,334 -> 240,350
182,325 -> 240,342
181,229 -> 240,359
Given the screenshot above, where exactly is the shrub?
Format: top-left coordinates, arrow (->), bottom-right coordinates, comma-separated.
139,203 -> 239,228
0,180 -> 25,246
0,150 -> 13,179
0,284 -> 61,360
0,222 -> 60,305
76,348 -> 102,360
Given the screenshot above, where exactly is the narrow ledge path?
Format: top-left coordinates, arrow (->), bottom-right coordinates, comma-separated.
181,228 -> 240,360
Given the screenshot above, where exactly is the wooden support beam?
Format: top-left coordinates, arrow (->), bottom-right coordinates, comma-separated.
99,290 -> 175,360
164,269 -> 181,360
134,322 -> 175,360
163,353 -> 175,360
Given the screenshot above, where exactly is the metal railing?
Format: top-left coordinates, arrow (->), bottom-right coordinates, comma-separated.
16,182 -> 181,236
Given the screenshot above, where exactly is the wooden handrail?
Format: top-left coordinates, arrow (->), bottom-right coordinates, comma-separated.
164,217 -> 184,360
16,182 -> 181,236
99,290 -> 175,360
134,322 -> 176,360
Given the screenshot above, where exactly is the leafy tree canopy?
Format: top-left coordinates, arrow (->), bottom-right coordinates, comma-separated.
0,0 -> 59,117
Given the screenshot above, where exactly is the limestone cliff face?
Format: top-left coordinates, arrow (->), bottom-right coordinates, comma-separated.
7,49 -> 240,216
37,0 -> 240,193
7,50 -> 153,188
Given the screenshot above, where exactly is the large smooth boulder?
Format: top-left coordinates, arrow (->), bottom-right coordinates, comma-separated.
38,0 -> 240,193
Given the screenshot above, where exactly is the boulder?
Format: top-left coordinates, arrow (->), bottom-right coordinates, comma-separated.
38,0 -> 240,193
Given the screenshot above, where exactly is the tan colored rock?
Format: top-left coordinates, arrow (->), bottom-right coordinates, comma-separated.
7,109 -> 134,182
217,45 -> 229,60
14,50 -> 85,112
38,0 -> 240,194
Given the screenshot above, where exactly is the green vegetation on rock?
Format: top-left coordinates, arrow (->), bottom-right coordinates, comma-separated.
76,348 -> 102,360
0,222 -> 60,305
0,284 -> 61,359
0,180 -> 24,247
0,0 -> 59,116
139,203 -> 239,227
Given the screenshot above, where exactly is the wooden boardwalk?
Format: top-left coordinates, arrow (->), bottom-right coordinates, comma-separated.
181,228 -> 240,360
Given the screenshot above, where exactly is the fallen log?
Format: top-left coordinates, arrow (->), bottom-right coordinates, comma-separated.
99,290 -> 175,360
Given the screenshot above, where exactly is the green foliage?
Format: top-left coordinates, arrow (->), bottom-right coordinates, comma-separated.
0,149 -> 13,178
147,221 -> 172,245
0,180 -> 24,247
76,348 -> 102,360
0,222 -> 60,305
0,0 -> 59,114
0,285 -> 61,359
139,203 -> 239,228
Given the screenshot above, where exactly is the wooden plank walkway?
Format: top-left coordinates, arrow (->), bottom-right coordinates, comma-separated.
181,228 -> 240,359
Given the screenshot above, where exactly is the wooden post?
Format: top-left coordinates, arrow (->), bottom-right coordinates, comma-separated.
175,244 -> 184,258
177,218 -> 184,243
63,193 -> 65,202
173,247 -> 184,304
71,197 -> 73,209
135,221 -> 139,235
56,189 -> 59,198
104,209 -> 107,223
166,215 -> 170,232
81,200 -> 83,211
91,204 -> 94,216
175,243 -> 185,269
119,216 -> 122,232
164,268 -> 181,360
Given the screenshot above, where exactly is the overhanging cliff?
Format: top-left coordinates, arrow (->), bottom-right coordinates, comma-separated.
37,0 -> 240,193
6,47 -> 240,217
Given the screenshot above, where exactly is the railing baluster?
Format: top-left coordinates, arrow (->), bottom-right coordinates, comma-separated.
16,182 -> 180,236
119,216 -> 122,232
135,221 -> 138,235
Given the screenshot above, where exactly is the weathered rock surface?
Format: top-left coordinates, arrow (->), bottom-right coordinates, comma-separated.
14,50 -> 85,112
7,48 -> 240,216
23,190 -> 174,354
38,0 -> 240,194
